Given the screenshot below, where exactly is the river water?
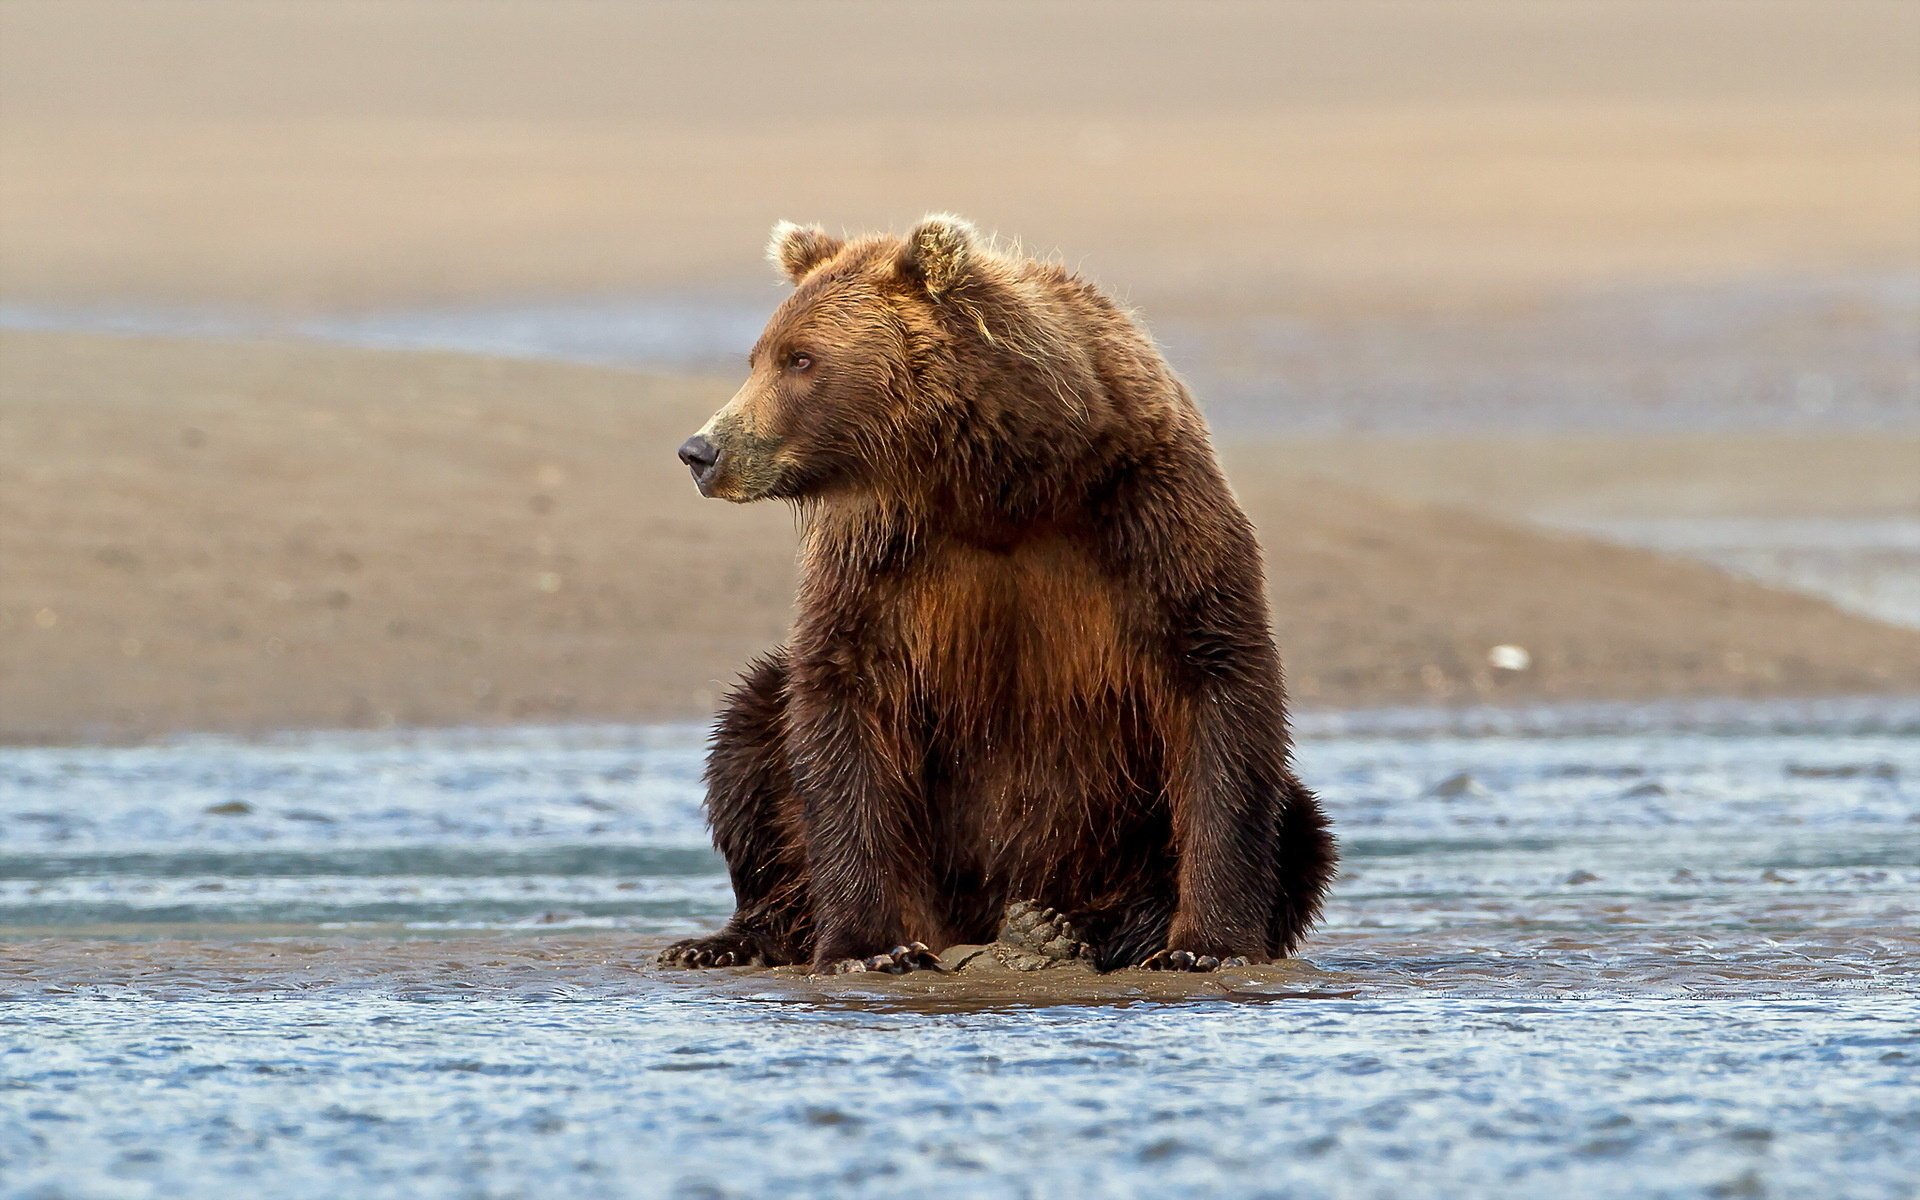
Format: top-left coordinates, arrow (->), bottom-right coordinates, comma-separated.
3,701 -> 1916,1198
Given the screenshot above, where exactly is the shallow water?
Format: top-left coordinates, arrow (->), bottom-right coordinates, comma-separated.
6,274 -> 1918,436
1553,515 -> 1920,631
2,704 -> 1918,1198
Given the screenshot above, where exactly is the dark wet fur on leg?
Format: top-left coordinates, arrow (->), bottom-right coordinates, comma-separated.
691,652 -> 815,967
1267,771 -> 1337,958
1061,896 -> 1175,973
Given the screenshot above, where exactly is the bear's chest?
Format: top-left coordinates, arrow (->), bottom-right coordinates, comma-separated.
893,538 -> 1135,716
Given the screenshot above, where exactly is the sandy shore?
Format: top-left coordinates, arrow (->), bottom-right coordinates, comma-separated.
0,932 -> 1352,1007
4,330 -> 1917,743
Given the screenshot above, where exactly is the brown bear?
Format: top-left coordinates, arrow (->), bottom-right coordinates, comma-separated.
660,215 -> 1334,975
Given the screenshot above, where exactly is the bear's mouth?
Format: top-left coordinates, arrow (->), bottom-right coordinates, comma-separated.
676,434 -> 725,495
692,460 -> 727,498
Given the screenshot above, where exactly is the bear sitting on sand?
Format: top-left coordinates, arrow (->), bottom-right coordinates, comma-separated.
661,216 -> 1334,974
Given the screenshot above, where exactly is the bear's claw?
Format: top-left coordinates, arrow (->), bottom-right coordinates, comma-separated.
823,942 -> 942,975
1140,949 -> 1250,972
658,933 -> 766,969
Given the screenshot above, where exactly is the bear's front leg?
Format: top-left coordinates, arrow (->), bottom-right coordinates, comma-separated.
785,667 -> 941,976
658,651 -> 816,970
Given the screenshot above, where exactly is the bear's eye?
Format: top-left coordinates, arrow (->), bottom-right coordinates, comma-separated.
786,351 -> 814,373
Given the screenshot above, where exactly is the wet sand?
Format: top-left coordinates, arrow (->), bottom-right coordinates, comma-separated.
6,925 -> 1910,1010
0,933 -> 1351,1009
5,330 -> 1919,743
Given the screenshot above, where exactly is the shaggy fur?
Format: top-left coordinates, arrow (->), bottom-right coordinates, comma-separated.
664,216 -> 1335,974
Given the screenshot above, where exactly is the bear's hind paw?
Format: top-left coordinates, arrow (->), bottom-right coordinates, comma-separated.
997,900 -> 1093,962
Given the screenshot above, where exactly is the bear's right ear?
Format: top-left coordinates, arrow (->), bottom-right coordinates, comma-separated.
767,221 -> 844,285
896,213 -> 978,301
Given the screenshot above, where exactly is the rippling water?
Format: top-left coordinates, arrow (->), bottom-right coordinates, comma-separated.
3,705 -> 1917,1198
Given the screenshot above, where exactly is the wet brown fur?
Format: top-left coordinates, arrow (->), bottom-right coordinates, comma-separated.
668,216 -> 1335,972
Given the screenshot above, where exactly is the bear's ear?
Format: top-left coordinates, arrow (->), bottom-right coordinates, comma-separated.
767,221 -> 845,285
897,213 -> 978,300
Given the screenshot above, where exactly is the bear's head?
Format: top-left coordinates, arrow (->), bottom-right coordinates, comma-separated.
677,215 -> 1122,512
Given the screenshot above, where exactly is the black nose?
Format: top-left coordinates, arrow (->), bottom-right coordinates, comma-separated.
678,435 -> 718,474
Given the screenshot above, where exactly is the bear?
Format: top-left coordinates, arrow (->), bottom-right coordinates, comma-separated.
660,215 -> 1334,975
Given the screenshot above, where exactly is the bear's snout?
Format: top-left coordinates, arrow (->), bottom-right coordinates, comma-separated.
678,434 -> 721,491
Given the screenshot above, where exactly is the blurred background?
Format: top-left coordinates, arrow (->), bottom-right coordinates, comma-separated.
3,0 -> 1918,740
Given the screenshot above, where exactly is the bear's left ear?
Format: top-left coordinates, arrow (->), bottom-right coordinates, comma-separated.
767,221 -> 845,285
897,213 -> 978,300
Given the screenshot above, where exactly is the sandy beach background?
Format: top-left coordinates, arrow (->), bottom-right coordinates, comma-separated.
3,0 -> 1918,741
